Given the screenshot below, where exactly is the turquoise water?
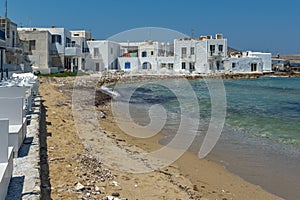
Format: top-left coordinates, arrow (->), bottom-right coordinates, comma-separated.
114,77 -> 300,148
112,77 -> 300,199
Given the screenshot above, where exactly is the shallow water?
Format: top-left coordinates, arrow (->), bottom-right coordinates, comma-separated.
112,77 -> 300,199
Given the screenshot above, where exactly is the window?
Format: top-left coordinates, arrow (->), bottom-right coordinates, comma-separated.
168,63 -> 174,70
111,48 -> 113,54
182,62 -> 186,69
95,63 -> 100,71
251,63 -> 257,71
29,40 -> 36,51
216,61 -> 220,70
210,45 -> 215,54
66,37 -> 71,44
74,33 -> 80,36
218,45 -> 223,52
142,51 -> 147,57
151,51 -> 154,56
181,47 -> 187,58
52,35 -> 62,44
161,63 -> 166,68
94,48 -> 100,57
190,62 -> 195,71
125,62 -> 131,69
232,62 -> 236,68
191,47 -> 195,55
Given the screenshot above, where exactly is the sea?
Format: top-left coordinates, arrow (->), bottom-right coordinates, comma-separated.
111,77 -> 300,200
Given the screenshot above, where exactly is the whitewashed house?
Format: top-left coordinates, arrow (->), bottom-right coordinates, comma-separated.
174,34 -> 227,74
247,51 -> 272,72
224,51 -> 271,73
118,40 -> 175,73
70,30 -> 91,71
86,40 -> 120,71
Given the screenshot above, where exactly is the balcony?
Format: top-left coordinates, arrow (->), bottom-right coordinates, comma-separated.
65,43 -> 81,56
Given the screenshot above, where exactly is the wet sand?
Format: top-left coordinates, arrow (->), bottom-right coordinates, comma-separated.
39,76 -> 280,199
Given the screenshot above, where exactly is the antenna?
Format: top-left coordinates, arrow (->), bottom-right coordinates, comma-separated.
5,0 -> 8,18
191,28 -> 195,38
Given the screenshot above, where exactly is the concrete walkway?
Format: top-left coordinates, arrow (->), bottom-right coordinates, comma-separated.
6,97 -> 41,200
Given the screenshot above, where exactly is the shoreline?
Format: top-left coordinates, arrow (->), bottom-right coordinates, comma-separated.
97,96 -> 280,200
97,71 -> 300,86
39,76 -> 281,199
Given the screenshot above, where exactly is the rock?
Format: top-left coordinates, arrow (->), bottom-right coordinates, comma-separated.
95,186 -> 100,192
111,181 -> 119,187
75,182 -> 85,191
104,196 -> 121,200
112,192 -> 120,197
97,111 -> 106,119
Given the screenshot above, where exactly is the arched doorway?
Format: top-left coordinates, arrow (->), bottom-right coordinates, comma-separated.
142,62 -> 152,70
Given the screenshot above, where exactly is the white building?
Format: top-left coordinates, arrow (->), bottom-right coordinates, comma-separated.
86,40 -> 120,71
247,51 -> 272,72
70,30 -> 92,71
224,51 -> 270,73
1,17 -> 30,75
18,26 -> 83,73
118,40 -> 175,72
174,34 -> 227,74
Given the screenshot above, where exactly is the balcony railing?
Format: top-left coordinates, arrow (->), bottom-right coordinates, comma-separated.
65,43 -> 81,56
65,43 -> 80,48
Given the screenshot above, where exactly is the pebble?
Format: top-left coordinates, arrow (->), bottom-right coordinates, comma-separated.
75,182 -> 85,191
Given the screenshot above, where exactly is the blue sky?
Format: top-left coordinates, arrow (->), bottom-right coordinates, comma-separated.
3,0 -> 300,55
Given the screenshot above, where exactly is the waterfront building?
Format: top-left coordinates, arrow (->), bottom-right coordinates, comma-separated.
16,25 -> 272,75
70,30 -> 92,71
86,40 -> 120,71
118,40 -> 174,72
0,17 -> 30,76
174,34 -> 227,73
224,51 -> 272,74
18,26 -> 87,73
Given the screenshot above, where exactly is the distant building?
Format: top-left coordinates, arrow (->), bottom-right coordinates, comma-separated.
0,17 -> 30,75
70,30 -> 92,71
18,27 -> 90,73
86,40 -> 120,71
18,30 -> 53,74
224,51 -> 272,74
118,40 -> 175,72
16,25 -> 272,75
174,34 -> 227,73
272,58 -> 289,72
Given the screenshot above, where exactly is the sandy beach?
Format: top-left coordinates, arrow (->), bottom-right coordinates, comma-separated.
39,75 -> 280,200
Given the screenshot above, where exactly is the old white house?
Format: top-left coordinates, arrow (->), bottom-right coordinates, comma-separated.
174,34 -> 227,73
224,51 -> 272,73
85,40 -> 120,71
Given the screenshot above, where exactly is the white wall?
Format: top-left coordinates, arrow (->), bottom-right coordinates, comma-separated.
248,52 -> 272,72
86,40 -> 120,71
224,57 -> 263,73
118,57 -> 140,71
